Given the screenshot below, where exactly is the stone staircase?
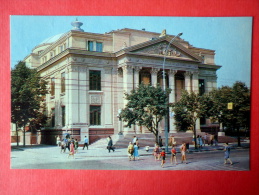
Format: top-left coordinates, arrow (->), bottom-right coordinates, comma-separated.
89,131 -> 238,149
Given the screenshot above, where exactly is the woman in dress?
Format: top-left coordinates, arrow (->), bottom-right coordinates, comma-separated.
67,141 -> 75,159
127,142 -> 134,161
153,143 -> 160,161
133,143 -> 139,161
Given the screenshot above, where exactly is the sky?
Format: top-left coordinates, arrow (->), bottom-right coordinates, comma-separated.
10,16 -> 252,87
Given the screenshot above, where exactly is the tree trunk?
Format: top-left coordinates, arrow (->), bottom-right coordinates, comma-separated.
237,126 -> 241,147
23,124 -> 26,147
15,123 -> 19,146
193,122 -> 198,149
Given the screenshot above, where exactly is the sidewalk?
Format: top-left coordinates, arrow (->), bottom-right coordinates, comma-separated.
11,140 -> 250,158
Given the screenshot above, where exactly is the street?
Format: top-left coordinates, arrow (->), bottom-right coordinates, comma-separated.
11,145 -> 249,170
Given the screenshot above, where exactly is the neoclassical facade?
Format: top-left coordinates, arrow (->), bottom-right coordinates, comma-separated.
24,19 -> 221,143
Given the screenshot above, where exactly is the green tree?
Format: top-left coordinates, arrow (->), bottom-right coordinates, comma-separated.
208,82 -> 250,146
171,90 -> 210,149
11,61 -> 48,146
119,84 -> 171,143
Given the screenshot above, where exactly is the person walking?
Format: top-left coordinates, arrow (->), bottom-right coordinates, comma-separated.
67,141 -> 75,159
171,146 -> 177,165
127,142 -> 134,161
107,136 -> 115,152
133,143 -> 139,161
158,136 -> 163,147
60,139 -> 66,153
83,136 -> 89,150
160,148 -> 166,168
56,135 -> 61,147
153,143 -> 160,161
224,143 -> 233,165
180,143 -> 187,164
74,139 -> 79,154
203,133 -> 208,146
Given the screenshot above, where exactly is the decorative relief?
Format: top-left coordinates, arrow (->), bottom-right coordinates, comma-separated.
122,65 -> 134,74
184,71 -> 192,77
137,42 -> 182,57
151,68 -> 160,74
134,66 -> 142,73
90,95 -> 102,105
169,69 -> 178,75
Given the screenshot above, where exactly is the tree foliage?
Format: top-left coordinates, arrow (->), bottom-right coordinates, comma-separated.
171,90 -> 210,148
208,81 -> 250,146
119,84 -> 171,142
11,61 -> 49,145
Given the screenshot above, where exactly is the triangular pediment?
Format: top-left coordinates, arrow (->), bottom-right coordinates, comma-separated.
120,37 -> 202,62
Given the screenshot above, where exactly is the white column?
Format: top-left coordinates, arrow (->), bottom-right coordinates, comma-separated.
79,66 -> 88,141
169,69 -> 177,133
103,68 -> 113,127
67,66 -> 79,127
192,71 -> 199,94
122,65 -> 134,133
151,68 -> 159,86
134,66 -> 142,89
134,66 -> 142,134
184,71 -> 192,92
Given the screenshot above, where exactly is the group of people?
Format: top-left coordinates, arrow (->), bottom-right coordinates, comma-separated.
153,142 -> 188,168
56,135 -> 89,159
127,136 -> 140,160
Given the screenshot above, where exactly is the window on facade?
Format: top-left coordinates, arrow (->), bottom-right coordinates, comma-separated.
61,72 -> 65,93
51,78 -> 55,96
199,79 -> 205,95
89,70 -> 101,90
139,70 -> 151,85
88,41 -> 94,51
61,106 -> 65,127
90,106 -> 101,125
51,109 -> 55,127
96,42 -> 103,52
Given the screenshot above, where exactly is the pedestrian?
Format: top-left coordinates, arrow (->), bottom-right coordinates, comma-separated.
133,143 -> 139,161
60,139 -> 66,153
74,139 -> 79,153
127,142 -> 134,161
83,136 -> 89,150
171,146 -> 177,165
158,136 -> 163,147
186,142 -> 190,153
107,136 -> 115,152
160,148 -> 166,168
203,133 -> 208,146
198,135 -> 203,149
180,143 -> 187,164
224,143 -> 233,165
132,136 -> 137,145
153,143 -> 160,161
56,135 -> 61,147
214,134 -> 218,146
210,134 -> 214,146
136,138 -> 139,149
67,141 -> 75,159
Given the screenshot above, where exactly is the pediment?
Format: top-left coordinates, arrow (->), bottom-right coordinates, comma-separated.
122,38 -> 202,62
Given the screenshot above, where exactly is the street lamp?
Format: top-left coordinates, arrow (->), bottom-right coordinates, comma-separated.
162,32 -> 183,153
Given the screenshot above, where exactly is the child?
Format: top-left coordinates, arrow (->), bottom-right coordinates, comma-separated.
160,148 -> 166,168
153,143 -> 160,161
171,146 -> 177,165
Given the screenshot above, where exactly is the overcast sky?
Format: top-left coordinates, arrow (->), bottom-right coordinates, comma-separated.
10,16 -> 252,87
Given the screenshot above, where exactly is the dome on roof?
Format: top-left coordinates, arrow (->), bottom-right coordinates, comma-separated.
39,33 -> 65,45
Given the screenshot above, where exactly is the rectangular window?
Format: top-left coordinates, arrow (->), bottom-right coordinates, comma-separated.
89,70 -> 101,90
199,79 -> 205,95
51,109 -> 55,127
62,106 -> 65,127
96,42 -> 103,52
90,106 -> 101,125
61,72 -> 65,93
88,41 -> 94,51
51,78 -> 55,96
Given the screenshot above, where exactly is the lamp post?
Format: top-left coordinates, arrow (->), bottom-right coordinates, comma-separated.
162,32 -> 183,153
117,109 -> 123,135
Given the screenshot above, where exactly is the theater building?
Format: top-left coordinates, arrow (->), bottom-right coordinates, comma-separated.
24,19 -> 221,143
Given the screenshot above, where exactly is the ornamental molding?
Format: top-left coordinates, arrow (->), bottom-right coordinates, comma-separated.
90,95 -> 102,105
